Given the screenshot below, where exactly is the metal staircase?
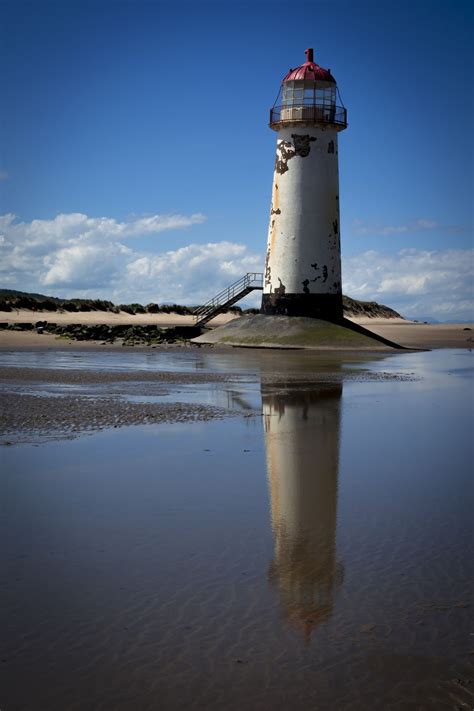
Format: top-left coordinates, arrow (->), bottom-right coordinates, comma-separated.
193,272 -> 263,327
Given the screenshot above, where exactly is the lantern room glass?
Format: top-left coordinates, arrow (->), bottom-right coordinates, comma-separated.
282,81 -> 336,109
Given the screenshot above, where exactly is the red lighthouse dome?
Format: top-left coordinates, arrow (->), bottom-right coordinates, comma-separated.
269,48 -> 346,131
282,48 -> 336,84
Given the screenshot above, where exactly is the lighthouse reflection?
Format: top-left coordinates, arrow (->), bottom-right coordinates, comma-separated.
262,382 -> 344,642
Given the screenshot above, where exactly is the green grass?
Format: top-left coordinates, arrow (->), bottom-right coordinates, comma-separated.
219,322 -> 385,348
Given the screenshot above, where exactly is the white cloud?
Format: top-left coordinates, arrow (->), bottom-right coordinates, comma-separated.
343,248 -> 474,320
0,212 -> 206,256
1,212 -> 472,319
0,212 -> 262,306
0,211 -> 206,287
42,242 -> 132,288
352,218 -> 438,236
122,242 -> 262,304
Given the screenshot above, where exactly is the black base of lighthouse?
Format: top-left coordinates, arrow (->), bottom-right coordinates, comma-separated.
261,293 -> 343,322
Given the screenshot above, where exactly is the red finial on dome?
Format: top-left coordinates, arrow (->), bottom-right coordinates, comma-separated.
283,48 -> 336,84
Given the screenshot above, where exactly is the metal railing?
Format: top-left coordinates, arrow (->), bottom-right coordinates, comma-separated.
270,104 -> 347,128
193,272 -> 263,326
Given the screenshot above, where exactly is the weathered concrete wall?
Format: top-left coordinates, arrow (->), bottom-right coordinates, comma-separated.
262,125 -> 342,319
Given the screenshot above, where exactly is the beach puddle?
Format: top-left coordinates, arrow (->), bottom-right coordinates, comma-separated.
0,349 -> 472,710
123,382 -> 262,411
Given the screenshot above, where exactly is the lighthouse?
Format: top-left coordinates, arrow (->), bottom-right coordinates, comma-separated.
261,48 -> 347,320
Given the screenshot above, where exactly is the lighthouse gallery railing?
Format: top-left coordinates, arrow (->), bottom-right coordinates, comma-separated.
270,104 -> 347,128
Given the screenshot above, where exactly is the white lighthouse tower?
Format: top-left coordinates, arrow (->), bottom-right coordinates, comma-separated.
261,49 -> 347,320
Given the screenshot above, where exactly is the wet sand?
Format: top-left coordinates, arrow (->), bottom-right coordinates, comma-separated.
0,366 -> 244,443
0,350 -> 414,444
0,348 -> 472,710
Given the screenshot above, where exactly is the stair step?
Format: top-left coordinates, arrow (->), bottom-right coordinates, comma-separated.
194,273 -> 263,327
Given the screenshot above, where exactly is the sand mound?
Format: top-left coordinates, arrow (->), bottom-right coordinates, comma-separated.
193,315 -> 401,350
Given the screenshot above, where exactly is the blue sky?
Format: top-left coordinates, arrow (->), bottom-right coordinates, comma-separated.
1,0 -> 472,319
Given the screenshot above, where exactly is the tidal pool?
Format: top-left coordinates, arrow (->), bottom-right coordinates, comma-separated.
0,349 -> 472,710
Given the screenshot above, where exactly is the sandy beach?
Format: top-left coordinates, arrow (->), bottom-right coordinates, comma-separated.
0,309 -> 472,349
0,309 -> 237,327
345,317 -> 474,349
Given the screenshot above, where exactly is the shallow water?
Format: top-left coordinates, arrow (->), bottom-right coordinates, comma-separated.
0,349 -> 473,710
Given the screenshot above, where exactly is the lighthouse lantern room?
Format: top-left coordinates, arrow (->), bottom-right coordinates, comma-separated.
261,48 -> 347,320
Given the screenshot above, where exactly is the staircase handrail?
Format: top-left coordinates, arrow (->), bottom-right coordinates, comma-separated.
193,272 -> 263,319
